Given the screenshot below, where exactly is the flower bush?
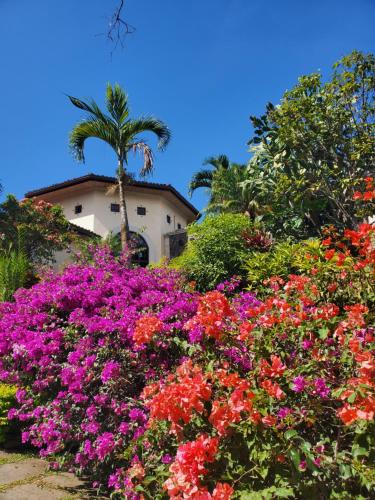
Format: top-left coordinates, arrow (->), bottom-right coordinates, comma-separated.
0,247 -> 198,489
134,224 -> 374,498
0,220 -> 373,498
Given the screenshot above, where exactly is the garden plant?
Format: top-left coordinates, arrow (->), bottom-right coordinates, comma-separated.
0,200 -> 373,498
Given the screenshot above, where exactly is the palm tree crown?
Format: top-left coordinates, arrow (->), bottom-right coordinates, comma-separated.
188,154 -> 230,196
69,83 -> 171,248
189,155 -> 251,215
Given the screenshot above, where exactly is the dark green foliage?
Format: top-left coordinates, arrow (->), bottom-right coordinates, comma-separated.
189,155 -> 252,215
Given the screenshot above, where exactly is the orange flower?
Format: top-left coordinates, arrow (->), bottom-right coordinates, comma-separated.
261,379 -> 285,400
259,355 -> 286,378
143,360 -> 212,435
324,249 -> 336,260
262,415 -> 277,426
133,316 -> 163,346
185,291 -> 233,341
212,482 -> 234,499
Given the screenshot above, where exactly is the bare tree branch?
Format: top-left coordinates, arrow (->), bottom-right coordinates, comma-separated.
106,0 -> 135,53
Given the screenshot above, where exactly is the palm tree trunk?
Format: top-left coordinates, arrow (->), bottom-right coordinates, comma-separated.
117,159 -> 130,249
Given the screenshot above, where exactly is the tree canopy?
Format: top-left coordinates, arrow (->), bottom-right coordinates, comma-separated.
0,195 -> 71,264
242,50 -> 374,238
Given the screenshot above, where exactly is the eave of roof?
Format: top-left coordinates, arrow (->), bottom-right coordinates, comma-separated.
25,173 -> 199,216
68,222 -> 100,239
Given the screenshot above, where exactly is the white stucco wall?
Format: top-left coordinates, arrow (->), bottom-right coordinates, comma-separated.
34,181 -> 194,264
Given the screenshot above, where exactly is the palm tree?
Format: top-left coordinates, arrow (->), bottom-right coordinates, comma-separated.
207,163 -> 250,215
189,155 -> 251,215
188,154 -> 230,197
68,83 -> 171,248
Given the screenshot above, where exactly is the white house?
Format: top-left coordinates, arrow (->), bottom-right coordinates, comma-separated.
25,173 -> 199,265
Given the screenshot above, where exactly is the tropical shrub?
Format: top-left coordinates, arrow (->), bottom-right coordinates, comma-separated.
246,222 -> 375,312
171,213 -> 253,291
67,221 -> 372,498
245,239 -> 317,292
0,222 -> 373,498
0,195 -> 71,264
134,223 -> 374,499
0,383 -> 17,444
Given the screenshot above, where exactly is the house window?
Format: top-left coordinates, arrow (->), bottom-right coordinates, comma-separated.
74,205 -> 82,214
177,223 -> 182,229
110,203 -> 120,213
137,206 -> 146,216
166,215 -> 171,224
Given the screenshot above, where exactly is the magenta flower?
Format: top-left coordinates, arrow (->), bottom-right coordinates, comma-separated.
313,378 -> 330,398
95,432 -> 115,460
277,407 -> 292,419
119,422 -> 129,434
292,375 -> 307,393
101,361 -> 121,383
161,454 -> 173,464
299,460 -> 307,471
301,339 -> 314,350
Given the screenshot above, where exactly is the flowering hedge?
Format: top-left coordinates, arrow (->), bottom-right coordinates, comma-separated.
0,223 -> 374,498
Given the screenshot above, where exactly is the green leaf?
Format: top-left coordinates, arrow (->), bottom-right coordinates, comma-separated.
318,327 -> 329,339
347,392 -> 356,403
339,464 -> 352,479
353,446 -> 367,458
284,429 -> 298,440
289,448 -> 301,470
299,441 -> 312,454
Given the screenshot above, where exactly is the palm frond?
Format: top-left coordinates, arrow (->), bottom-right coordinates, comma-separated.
130,142 -> 154,177
68,95 -> 113,125
105,83 -> 129,124
188,170 -> 213,196
203,154 -> 230,171
69,118 -> 118,162
123,117 -> 171,150
68,95 -> 95,113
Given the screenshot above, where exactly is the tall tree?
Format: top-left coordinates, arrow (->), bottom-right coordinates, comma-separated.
69,83 -> 171,248
246,50 -> 375,238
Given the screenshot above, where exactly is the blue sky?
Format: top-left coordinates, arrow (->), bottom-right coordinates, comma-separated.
0,0 -> 374,212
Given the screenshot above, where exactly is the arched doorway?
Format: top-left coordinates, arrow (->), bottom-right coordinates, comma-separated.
112,231 -> 150,267
129,231 -> 149,267
113,231 -> 149,267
